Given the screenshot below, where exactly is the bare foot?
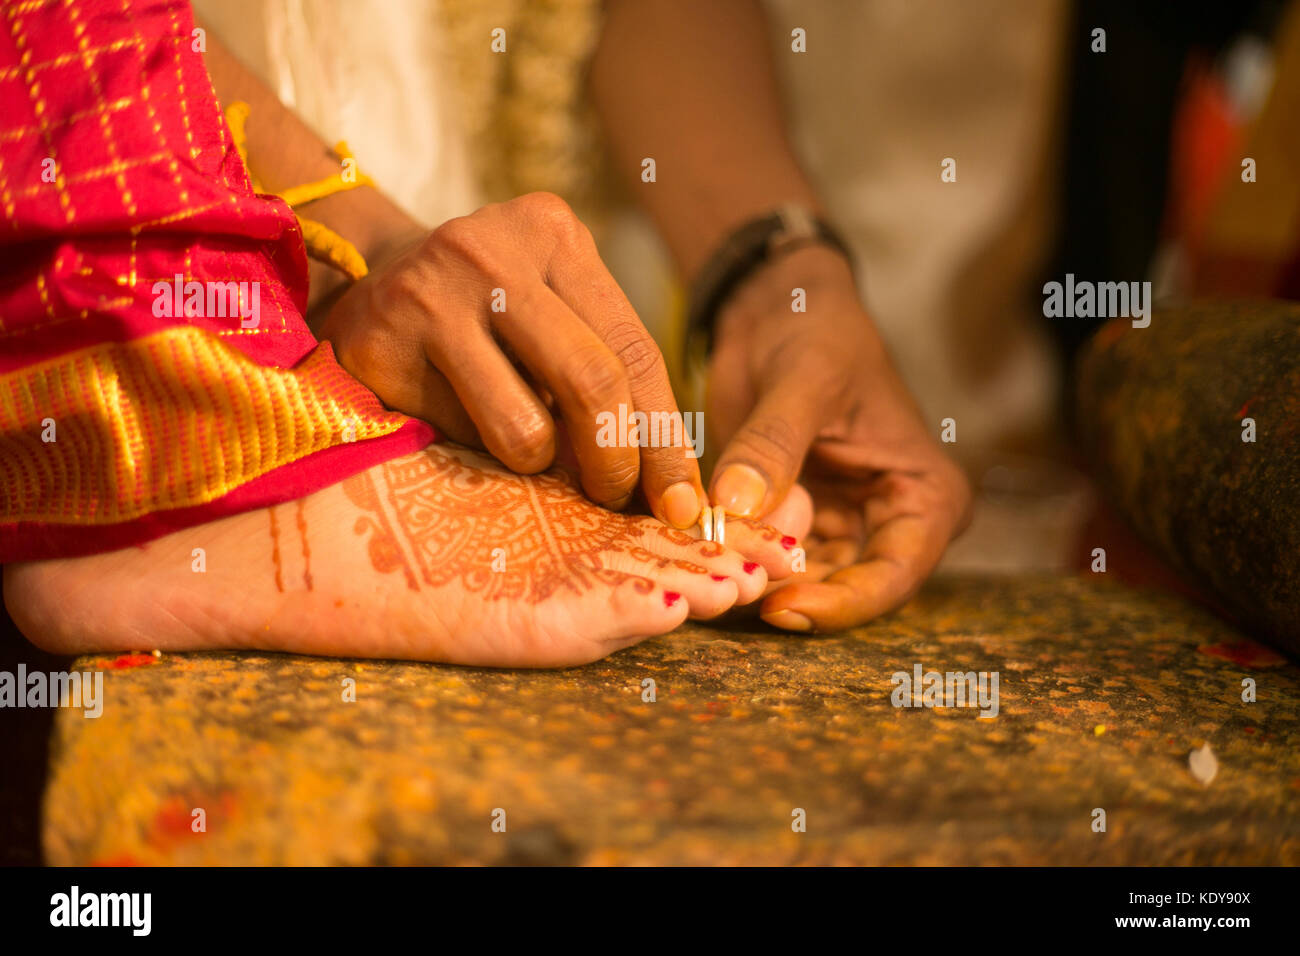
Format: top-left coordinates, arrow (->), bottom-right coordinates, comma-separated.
5,443 -> 794,667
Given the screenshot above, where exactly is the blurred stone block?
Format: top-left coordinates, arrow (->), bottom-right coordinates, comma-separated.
1077,298 -> 1300,656
44,576 -> 1300,865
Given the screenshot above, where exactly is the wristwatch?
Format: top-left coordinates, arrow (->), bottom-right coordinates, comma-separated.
685,204 -> 853,359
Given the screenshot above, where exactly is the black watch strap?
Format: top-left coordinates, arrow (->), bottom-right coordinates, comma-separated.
686,204 -> 853,355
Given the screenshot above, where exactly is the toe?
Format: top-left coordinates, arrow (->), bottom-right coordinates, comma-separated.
626,521 -> 769,606
524,569 -> 689,666
761,482 -> 814,540
603,570 -> 692,638
719,516 -> 798,585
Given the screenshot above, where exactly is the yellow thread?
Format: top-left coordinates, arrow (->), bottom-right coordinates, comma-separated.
277,141 -> 373,207
279,140 -> 372,279
224,103 -> 370,280
298,216 -> 369,280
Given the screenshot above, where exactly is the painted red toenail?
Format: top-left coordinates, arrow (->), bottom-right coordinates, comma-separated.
663,591 -> 682,607
781,535 -> 797,550
711,574 -> 729,582
742,561 -> 760,574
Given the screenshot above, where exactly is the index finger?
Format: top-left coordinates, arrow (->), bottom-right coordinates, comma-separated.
492,283 -> 642,509
547,231 -> 706,529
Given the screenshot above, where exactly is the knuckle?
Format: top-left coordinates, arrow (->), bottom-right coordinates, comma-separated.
607,323 -> 666,382
737,415 -> 802,466
380,261 -> 430,307
496,410 -> 554,468
518,191 -> 574,224
597,456 -> 640,495
567,216 -> 596,249
338,324 -> 397,381
517,191 -> 590,247
788,353 -> 850,405
588,460 -> 640,509
567,347 -> 626,410
427,215 -> 497,274
597,484 -> 637,509
428,214 -> 473,250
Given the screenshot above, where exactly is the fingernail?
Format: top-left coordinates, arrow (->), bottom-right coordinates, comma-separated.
742,561 -> 760,575
710,574 -> 729,582
761,608 -> 814,632
661,481 -> 701,529
713,464 -> 767,517
663,591 -> 682,608
780,535 -> 797,551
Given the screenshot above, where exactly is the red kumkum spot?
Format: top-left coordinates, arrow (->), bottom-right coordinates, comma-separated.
711,575 -> 729,582
151,798 -> 199,842
742,561 -> 760,574
780,536 -> 797,551
1197,641 -> 1287,668
663,591 -> 682,608
109,653 -> 156,669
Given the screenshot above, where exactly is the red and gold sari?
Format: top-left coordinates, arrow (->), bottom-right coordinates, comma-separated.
0,0 -> 434,561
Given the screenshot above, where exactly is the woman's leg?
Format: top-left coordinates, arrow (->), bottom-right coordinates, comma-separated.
5,443 -> 798,667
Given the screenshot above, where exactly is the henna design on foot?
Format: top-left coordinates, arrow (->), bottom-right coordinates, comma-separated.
342,468 -> 420,591
624,545 -> 711,574
267,503 -> 316,592
295,500 -> 313,591
268,508 -> 284,593
653,524 -> 726,557
345,447 -> 646,602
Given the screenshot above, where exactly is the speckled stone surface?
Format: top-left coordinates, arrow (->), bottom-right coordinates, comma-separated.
44,576 -> 1300,865
1077,299 -> 1300,656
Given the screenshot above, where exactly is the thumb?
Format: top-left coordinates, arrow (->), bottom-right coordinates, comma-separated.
709,372 -> 825,519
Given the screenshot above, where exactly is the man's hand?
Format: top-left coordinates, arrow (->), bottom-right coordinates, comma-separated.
317,192 -> 706,528
707,246 -> 973,631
